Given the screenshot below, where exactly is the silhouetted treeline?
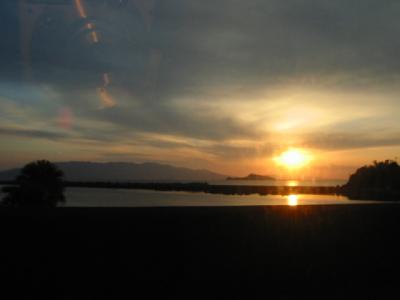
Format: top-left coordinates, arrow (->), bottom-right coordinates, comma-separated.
341,160 -> 400,200
1,160 -> 65,207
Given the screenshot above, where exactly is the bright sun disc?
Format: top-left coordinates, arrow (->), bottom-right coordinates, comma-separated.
274,149 -> 312,169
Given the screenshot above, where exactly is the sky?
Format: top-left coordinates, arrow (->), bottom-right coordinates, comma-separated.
1,0 -> 400,179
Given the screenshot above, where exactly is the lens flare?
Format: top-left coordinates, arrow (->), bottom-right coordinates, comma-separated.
98,88 -> 116,109
74,0 -> 87,18
57,107 -> 73,129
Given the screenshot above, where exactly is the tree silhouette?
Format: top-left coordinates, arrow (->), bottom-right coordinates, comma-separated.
342,160 -> 400,200
1,160 -> 65,207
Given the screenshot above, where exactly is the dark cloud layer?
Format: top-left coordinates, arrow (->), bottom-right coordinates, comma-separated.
0,127 -> 69,141
157,0 -> 400,98
3,0 -> 400,94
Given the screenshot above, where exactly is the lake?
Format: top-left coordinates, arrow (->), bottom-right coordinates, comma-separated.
63,187 -> 379,207
0,182 -> 383,207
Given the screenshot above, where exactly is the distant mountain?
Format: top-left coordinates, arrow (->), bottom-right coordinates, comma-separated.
0,168 -> 20,182
0,161 -> 226,182
227,173 -> 275,181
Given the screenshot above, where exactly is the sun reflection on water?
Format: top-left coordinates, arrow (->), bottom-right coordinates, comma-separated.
287,195 -> 298,206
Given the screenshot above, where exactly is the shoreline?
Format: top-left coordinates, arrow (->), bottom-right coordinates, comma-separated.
68,182 -> 341,196
2,180 -> 399,201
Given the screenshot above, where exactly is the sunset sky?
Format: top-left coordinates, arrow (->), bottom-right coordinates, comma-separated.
1,0 -> 400,179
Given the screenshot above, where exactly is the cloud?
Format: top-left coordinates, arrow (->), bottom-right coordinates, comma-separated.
199,143 -> 274,161
5,0 -> 400,96
154,0 -> 400,99
304,132 -> 400,151
1,0 -> 400,170
0,127 -> 69,141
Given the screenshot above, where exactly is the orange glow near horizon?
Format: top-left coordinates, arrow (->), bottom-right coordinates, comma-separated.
274,148 -> 312,169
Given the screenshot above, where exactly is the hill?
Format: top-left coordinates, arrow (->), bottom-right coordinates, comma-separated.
226,173 -> 275,181
341,160 -> 400,200
0,161 -> 226,182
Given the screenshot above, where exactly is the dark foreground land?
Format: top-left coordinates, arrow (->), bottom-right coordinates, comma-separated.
1,205 -> 400,299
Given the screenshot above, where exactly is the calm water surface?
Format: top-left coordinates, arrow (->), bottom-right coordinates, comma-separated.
0,184 -> 381,207
64,187 -> 378,207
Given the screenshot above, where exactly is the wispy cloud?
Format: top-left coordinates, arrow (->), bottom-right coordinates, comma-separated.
0,127 -> 69,141
304,132 -> 400,151
1,0 -> 400,175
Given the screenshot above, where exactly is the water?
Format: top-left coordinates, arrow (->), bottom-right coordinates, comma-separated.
0,183 -> 382,207
63,187 -> 378,207
211,179 -> 346,187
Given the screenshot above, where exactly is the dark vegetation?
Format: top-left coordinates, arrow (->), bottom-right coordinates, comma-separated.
341,160 -> 400,200
1,160 -> 65,207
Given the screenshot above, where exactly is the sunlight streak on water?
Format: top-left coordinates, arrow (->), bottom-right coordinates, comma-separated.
59,187 -> 383,207
287,195 -> 298,206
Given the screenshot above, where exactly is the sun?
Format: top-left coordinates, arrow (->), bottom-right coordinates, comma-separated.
274,148 -> 312,169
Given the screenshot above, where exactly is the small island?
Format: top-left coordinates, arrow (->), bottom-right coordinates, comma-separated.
226,173 -> 275,181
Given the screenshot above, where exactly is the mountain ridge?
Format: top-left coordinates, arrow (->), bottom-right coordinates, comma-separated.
0,161 -> 226,182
